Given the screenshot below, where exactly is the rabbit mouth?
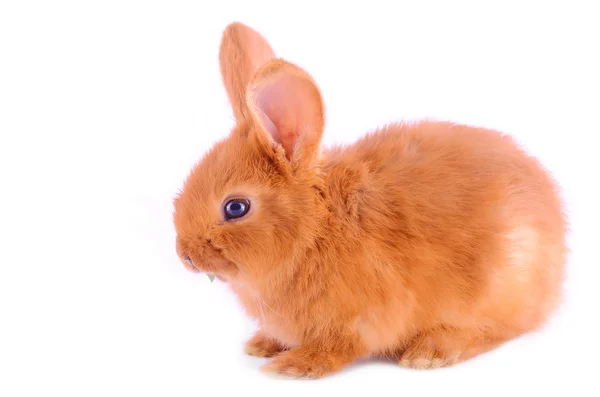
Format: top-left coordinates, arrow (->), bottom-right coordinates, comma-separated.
209,273 -> 227,282
196,246 -> 238,282
179,237 -> 239,282
187,258 -> 234,282
202,267 -> 234,283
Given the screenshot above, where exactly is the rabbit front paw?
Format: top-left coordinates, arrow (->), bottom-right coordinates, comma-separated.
244,331 -> 287,358
261,345 -> 356,379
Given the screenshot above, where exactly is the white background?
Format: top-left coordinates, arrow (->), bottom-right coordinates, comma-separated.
1,0 -> 599,395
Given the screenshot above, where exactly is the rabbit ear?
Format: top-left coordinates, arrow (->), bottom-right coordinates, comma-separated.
219,22 -> 275,122
246,59 -> 325,167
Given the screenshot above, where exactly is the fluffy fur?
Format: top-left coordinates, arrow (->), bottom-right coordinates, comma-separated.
172,22 -> 568,379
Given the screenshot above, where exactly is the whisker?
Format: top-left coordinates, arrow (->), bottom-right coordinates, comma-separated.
256,295 -> 283,318
255,296 -> 266,323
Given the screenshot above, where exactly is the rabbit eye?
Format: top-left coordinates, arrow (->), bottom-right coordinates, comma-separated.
224,198 -> 251,220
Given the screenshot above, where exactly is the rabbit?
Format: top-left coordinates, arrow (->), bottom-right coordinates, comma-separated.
172,21 -> 568,379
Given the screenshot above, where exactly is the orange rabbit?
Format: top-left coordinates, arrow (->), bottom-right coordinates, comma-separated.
172,22 -> 568,379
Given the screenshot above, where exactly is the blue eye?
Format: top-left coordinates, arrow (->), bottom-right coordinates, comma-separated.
224,198 -> 250,220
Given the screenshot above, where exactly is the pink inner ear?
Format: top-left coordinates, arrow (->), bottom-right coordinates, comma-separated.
252,72 -> 317,158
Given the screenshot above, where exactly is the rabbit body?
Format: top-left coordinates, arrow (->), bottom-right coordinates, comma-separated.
172,22 -> 567,378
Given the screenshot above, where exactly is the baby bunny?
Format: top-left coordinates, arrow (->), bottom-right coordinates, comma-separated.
172,22 -> 568,379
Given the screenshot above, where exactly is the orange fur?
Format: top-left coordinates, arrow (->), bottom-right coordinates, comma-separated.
172,22 -> 568,379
